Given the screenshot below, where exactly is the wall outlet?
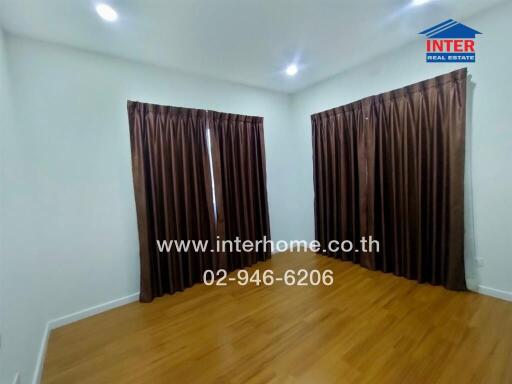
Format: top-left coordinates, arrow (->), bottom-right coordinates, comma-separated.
12,372 -> 20,384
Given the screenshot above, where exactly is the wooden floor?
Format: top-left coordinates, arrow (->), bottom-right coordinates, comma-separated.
43,251 -> 512,384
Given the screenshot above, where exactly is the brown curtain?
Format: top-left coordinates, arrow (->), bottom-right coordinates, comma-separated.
312,68 -> 467,290
128,101 -> 217,302
208,111 -> 271,270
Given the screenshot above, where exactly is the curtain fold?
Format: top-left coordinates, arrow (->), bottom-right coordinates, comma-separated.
128,101 -> 217,302
312,68 -> 467,290
208,111 -> 271,270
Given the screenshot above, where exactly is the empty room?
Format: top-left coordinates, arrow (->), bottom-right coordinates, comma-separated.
1,0 -> 512,383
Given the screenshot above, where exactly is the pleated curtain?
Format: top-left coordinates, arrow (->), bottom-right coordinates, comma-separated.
208,111 -> 271,270
312,68 -> 467,290
128,102 -> 271,302
128,102 -> 218,302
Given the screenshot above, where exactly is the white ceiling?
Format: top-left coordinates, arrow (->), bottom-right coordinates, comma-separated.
0,0 -> 504,93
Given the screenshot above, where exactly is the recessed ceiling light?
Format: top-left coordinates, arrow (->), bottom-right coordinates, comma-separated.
412,0 -> 430,6
285,64 -> 298,77
96,3 -> 118,22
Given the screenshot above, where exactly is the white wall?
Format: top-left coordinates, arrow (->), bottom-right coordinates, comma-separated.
0,27 -> 20,384
290,2 -> 512,295
1,34 -> 297,383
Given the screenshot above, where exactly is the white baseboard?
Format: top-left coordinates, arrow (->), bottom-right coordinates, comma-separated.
476,285 -> 512,302
271,246 -> 289,254
47,292 -> 139,330
272,246 -> 316,254
32,323 -> 50,384
32,292 -> 139,384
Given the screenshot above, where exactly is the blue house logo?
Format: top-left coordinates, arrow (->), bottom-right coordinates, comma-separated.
419,19 -> 482,63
